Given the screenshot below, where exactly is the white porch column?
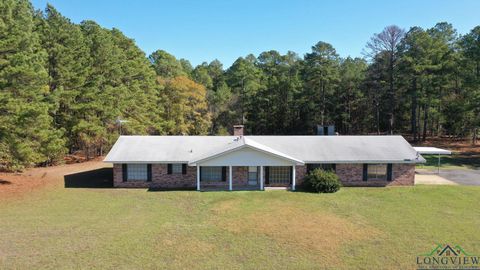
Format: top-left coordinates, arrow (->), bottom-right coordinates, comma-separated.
292,165 -> 296,191
229,165 -> 233,191
260,166 -> 264,190
196,165 -> 200,191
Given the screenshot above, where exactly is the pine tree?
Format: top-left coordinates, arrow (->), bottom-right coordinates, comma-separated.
303,42 -> 340,129
38,4 -> 90,152
0,0 -> 65,171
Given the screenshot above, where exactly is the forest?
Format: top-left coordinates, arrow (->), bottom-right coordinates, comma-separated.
1,0 -> 479,171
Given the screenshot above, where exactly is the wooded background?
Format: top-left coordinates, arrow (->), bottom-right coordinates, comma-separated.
1,0 -> 479,171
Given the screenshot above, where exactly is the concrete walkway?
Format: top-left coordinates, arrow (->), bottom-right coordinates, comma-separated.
415,168 -> 480,186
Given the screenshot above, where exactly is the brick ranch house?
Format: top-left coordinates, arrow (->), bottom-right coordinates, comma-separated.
104,127 -> 425,190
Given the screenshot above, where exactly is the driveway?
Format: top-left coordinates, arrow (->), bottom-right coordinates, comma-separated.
415,168 -> 480,186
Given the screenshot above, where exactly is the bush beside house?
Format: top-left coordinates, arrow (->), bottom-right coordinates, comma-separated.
302,169 -> 342,193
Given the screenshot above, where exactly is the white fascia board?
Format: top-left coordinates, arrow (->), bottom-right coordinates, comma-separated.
103,160 -> 189,164
302,160 -> 420,164
413,147 -> 452,155
189,144 -> 304,166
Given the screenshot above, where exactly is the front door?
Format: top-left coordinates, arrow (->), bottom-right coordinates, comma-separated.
248,166 -> 258,185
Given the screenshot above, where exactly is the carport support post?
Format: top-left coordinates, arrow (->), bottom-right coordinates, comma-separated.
438,153 -> 441,174
229,165 -> 233,191
260,166 -> 264,190
196,166 -> 200,191
292,165 -> 296,191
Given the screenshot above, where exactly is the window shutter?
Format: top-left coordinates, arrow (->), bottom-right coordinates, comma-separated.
387,164 -> 393,181
265,167 -> 270,184
182,164 -> 187,174
167,164 -> 172,174
290,166 -> 293,184
122,164 -> 127,182
332,164 -> 336,172
363,164 -> 368,181
200,167 -> 203,182
147,164 -> 152,182
222,166 -> 227,182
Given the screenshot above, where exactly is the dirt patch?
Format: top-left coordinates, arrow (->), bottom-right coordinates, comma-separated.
0,157 -> 109,201
211,199 -> 239,214
415,173 -> 458,185
217,204 -> 380,266
159,235 -> 215,255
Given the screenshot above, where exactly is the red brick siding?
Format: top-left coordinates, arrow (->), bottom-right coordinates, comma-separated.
200,166 -> 248,188
114,164 -> 252,189
336,163 -> 414,186
233,166 -> 248,186
113,163 -> 414,189
295,165 -> 306,186
113,163 -> 196,188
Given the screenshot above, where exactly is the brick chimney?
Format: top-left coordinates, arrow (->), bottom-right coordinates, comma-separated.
233,125 -> 244,136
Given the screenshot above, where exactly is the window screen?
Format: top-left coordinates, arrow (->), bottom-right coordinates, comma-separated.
367,164 -> 387,180
127,164 -> 148,181
269,166 -> 291,184
171,164 -> 183,174
201,166 -> 223,181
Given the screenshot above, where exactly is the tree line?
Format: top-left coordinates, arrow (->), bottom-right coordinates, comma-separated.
1,0 -> 479,171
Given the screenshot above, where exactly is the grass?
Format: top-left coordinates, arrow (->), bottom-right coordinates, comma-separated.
416,153 -> 480,170
1,185 -> 480,269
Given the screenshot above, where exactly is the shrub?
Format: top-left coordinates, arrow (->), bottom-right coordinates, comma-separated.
302,169 -> 341,193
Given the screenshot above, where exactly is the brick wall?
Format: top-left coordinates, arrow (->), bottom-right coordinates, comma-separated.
335,164 -> 364,184
114,164 -> 252,189
295,165 -> 306,186
151,164 -> 197,188
336,163 -> 415,187
113,163 -> 414,189
200,166 -> 248,188
113,163 -> 196,188
233,166 -> 248,186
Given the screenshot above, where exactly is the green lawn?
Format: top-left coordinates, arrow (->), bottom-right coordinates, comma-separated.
1,186 -> 479,269
416,152 -> 480,170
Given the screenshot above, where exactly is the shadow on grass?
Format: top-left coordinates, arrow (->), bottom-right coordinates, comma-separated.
0,179 -> 12,185
148,187 -> 196,192
64,168 -> 113,188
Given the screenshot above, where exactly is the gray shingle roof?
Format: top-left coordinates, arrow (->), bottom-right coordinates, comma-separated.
104,135 -> 424,164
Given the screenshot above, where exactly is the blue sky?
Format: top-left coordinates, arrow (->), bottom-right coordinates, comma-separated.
31,0 -> 480,68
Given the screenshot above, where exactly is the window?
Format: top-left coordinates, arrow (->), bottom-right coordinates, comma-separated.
201,166 -> 223,181
367,164 -> 387,180
269,166 -> 291,184
171,164 -> 183,174
248,166 -> 258,182
127,164 -> 148,181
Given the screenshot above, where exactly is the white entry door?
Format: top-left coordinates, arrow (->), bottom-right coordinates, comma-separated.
248,166 -> 258,185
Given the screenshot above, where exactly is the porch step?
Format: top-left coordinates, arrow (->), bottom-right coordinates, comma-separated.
264,187 -> 290,191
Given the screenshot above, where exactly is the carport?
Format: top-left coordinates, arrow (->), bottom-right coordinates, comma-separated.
413,147 -> 452,173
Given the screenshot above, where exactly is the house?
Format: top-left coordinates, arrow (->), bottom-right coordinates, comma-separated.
104,126 -> 425,190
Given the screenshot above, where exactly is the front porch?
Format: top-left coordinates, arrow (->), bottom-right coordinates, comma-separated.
189,136 -> 305,191
195,165 -> 298,191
